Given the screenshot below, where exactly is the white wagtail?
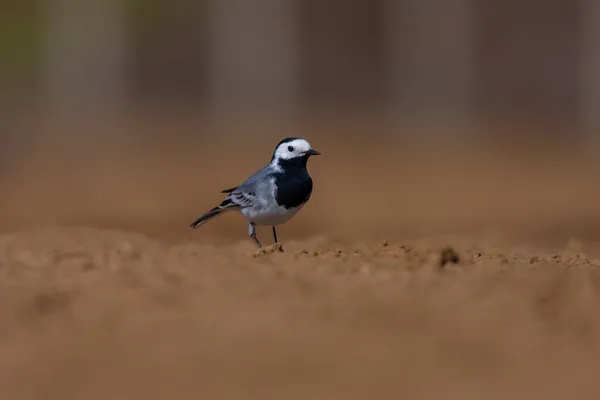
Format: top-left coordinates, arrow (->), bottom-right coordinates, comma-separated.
189,138 -> 321,248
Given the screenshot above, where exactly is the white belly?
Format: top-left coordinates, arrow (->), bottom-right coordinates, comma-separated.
240,204 -> 304,226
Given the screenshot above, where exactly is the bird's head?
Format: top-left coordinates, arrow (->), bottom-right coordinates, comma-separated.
270,137 -> 321,168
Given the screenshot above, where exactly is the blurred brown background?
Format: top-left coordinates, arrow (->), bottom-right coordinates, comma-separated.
1,0 -> 600,239
2,0 -> 598,116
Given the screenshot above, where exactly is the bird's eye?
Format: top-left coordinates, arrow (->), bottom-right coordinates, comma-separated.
287,146 -> 294,152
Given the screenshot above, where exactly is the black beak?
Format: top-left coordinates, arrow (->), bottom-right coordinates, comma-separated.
307,149 -> 321,156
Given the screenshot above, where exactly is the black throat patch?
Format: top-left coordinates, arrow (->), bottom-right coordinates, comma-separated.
273,156 -> 313,209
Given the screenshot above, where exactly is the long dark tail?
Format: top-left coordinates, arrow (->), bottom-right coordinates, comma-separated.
189,207 -> 223,229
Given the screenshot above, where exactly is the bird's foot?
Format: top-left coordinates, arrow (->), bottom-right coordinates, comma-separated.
253,243 -> 284,257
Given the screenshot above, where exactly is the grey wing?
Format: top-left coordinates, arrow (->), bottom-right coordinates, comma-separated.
218,166 -> 272,209
218,180 -> 262,209
227,189 -> 256,208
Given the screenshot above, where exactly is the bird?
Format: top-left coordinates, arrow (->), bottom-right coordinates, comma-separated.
189,137 -> 321,248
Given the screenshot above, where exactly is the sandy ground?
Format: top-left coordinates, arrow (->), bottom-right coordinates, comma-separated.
1,113 -> 600,399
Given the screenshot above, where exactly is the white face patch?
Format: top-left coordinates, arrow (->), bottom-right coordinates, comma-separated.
272,139 -> 313,161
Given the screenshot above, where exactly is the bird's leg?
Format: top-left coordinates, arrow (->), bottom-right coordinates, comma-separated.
272,226 -> 278,244
249,222 -> 262,248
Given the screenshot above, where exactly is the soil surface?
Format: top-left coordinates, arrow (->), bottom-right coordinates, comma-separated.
1,116 -> 600,399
